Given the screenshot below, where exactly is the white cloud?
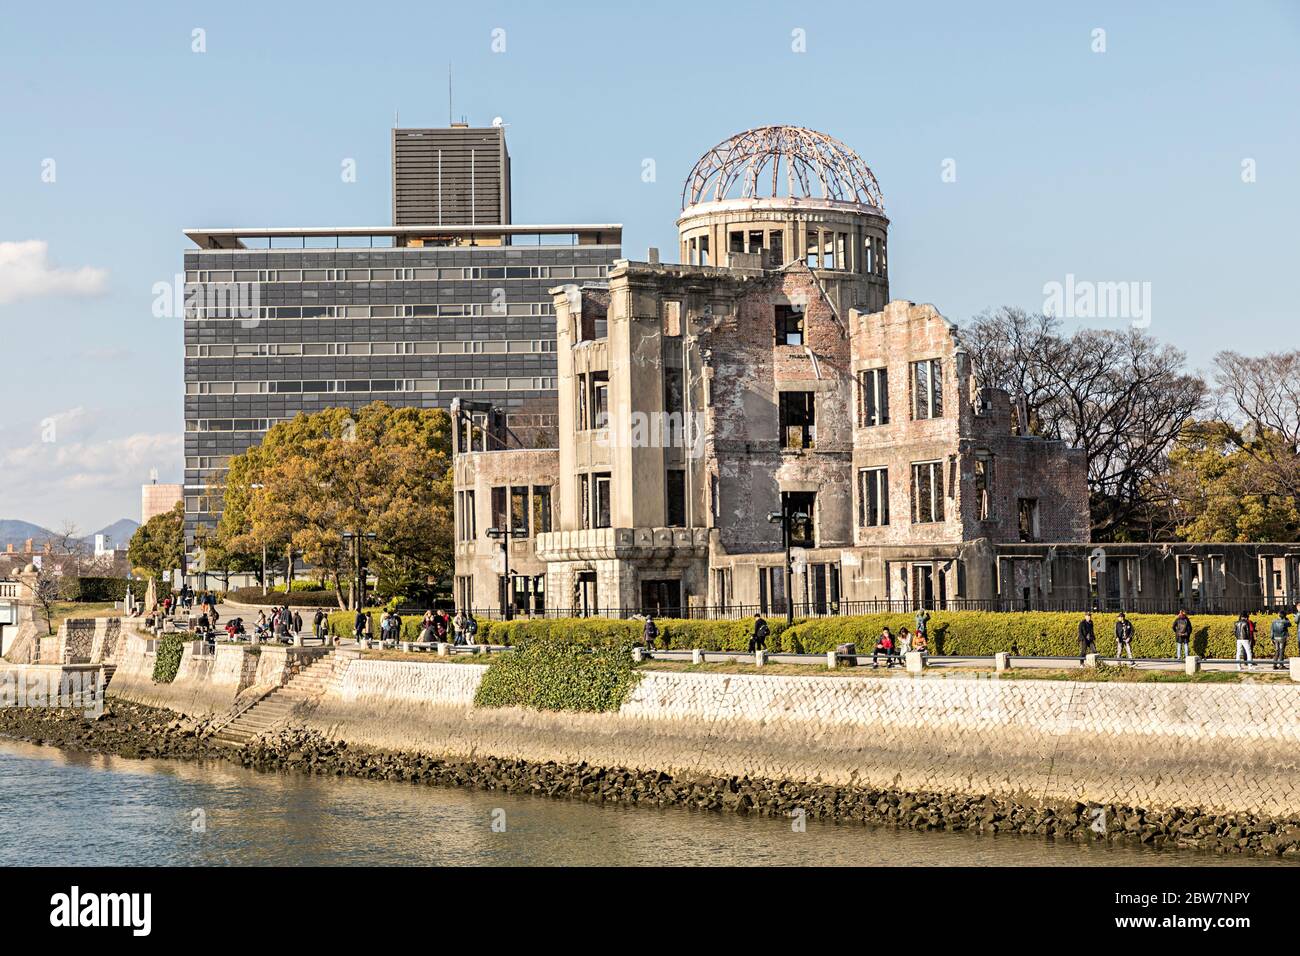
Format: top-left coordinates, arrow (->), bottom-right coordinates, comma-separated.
0,408 -> 180,529
0,240 -> 109,306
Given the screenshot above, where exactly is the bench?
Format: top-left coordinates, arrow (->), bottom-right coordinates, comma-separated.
400,641 -> 439,653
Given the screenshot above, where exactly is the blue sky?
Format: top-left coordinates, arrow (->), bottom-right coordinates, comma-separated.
1,0 -> 1297,530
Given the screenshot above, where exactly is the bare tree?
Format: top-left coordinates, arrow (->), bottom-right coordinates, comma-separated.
963,308 -> 1206,539
1211,350 -> 1300,499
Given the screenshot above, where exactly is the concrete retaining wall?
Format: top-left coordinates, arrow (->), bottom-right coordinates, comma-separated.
301,661 -> 1300,817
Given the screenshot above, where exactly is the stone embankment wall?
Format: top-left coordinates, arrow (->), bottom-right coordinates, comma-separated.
14,617 -> 124,665
109,631 -> 326,717
107,630 -> 1300,817
300,659 -> 1300,818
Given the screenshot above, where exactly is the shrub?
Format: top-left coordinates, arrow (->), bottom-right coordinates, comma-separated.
228,586 -> 341,608
270,581 -> 326,593
152,634 -> 186,683
61,576 -> 134,602
474,634 -> 640,712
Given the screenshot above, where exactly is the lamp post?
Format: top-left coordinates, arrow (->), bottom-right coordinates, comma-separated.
767,508 -> 809,626
485,525 -> 513,620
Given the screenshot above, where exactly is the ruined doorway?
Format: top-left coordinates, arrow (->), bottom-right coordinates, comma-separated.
639,579 -> 682,618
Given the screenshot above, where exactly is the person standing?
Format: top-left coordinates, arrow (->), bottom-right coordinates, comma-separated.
748,613 -> 769,653
914,608 -> 930,643
1172,609 -> 1192,660
313,608 -> 326,643
1114,612 -> 1135,663
1233,612 -> 1253,671
452,610 -> 466,646
464,612 -> 478,646
1271,610 -> 1292,671
292,609 -> 303,638
1077,612 -> 1097,665
353,608 -> 366,643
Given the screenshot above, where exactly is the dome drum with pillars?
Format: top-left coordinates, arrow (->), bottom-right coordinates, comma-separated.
676,126 -> 890,312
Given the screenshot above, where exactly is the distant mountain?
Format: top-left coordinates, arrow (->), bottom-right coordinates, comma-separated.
0,517 -> 140,552
0,519 -> 56,550
88,519 -> 139,545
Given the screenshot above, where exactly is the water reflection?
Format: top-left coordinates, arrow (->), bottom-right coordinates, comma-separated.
0,739 -> 1287,867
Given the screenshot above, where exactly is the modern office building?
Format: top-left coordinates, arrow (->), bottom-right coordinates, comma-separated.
181,124 -> 621,548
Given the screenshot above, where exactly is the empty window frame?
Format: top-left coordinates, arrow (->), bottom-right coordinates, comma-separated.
911,461 -> 945,523
782,491 -> 817,547
974,456 -> 993,521
859,367 -> 889,426
858,467 -> 889,527
590,372 -> 610,429
666,469 -> 686,527
775,304 -> 804,346
664,366 -> 684,417
911,358 -> 943,420
779,391 -> 815,449
510,486 -> 529,537
593,473 -> 612,528
490,486 -> 508,531
1018,498 -> 1039,542
532,485 -> 552,535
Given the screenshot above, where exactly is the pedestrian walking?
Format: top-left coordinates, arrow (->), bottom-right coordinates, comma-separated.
1271,610 -> 1292,671
464,612 -> 478,645
1114,612 -> 1135,662
1172,609 -> 1192,660
1233,612 -> 1254,671
353,608 -> 366,642
643,614 -> 659,650
1077,612 -> 1097,665
748,613 -> 769,652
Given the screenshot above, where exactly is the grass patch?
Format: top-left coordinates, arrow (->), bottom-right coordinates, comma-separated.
356,648 -> 489,664
46,601 -> 118,631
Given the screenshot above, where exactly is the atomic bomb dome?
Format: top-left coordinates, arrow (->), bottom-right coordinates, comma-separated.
681,125 -> 885,210
676,126 -> 890,310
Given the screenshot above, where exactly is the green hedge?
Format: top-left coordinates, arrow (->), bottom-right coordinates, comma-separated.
152,634 -> 186,683
783,611 -> 1262,658
332,610 -> 1268,659
60,576 -> 133,602
324,613 -> 796,651
229,586 -> 341,608
474,635 -> 640,712
271,581 -> 326,593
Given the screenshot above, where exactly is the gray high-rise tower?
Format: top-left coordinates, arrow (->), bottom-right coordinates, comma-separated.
181,123 -> 618,553
392,124 -> 511,226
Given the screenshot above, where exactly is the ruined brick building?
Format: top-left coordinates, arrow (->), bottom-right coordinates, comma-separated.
453,126 -> 1300,617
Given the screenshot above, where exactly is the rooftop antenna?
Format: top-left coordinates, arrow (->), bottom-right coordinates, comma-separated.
448,63 -> 453,126
394,108 -> 399,127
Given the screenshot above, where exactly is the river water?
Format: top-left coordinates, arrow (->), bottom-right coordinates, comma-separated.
0,738 -> 1286,867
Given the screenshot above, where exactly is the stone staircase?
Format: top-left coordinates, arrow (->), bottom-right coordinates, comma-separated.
209,653 -> 342,749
